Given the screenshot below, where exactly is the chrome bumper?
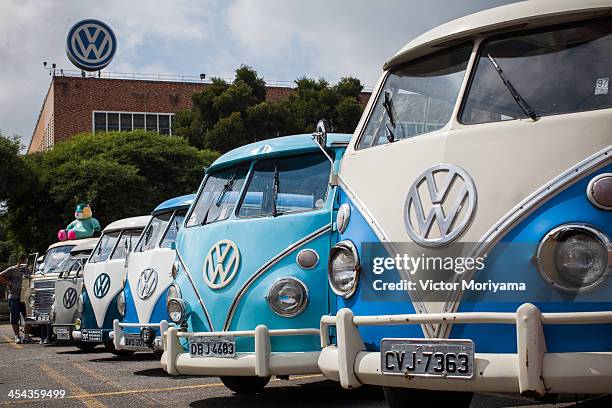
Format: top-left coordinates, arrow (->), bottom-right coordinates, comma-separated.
162,325 -> 321,377
112,319 -> 171,351
319,304 -> 612,396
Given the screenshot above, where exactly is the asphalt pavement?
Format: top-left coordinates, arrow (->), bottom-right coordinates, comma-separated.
0,324 -> 609,408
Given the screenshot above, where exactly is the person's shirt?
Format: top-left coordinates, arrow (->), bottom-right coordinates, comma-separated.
0,264 -> 28,300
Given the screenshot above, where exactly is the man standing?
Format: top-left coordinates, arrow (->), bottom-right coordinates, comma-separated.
0,254 -> 31,343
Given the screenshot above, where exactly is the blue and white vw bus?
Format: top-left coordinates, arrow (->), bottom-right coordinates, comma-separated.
73,215 -> 150,354
112,195 -> 194,355
162,133 -> 351,393
319,1 -> 612,406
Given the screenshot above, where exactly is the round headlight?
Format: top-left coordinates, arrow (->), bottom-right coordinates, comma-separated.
117,291 -> 125,316
328,240 -> 360,298
336,203 -> 351,234
74,318 -> 81,330
537,224 -> 610,292
167,298 -> 185,324
266,278 -> 309,317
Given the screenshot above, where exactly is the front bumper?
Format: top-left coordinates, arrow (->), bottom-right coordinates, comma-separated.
162,325 -> 321,377
112,319 -> 171,351
319,304 -> 612,396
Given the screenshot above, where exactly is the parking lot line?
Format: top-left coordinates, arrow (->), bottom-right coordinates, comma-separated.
38,362 -> 107,408
2,335 -> 23,349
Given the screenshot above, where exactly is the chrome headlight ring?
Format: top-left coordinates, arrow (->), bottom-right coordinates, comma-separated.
328,240 -> 360,299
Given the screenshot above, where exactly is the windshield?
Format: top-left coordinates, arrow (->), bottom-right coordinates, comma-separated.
160,210 -> 187,248
135,212 -> 172,252
57,253 -> 89,277
357,43 -> 472,149
238,152 -> 331,217
89,231 -> 120,263
461,17 -> 612,124
41,246 -> 75,274
186,164 -> 249,227
111,228 -> 144,260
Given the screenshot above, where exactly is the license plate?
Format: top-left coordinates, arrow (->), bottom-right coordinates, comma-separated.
55,328 -> 70,340
81,329 -> 102,342
36,314 -> 49,321
124,334 -> 147,349
189,335 -> 236,358
380,339 -> 474,378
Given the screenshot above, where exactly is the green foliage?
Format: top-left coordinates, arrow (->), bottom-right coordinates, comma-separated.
3,130 -> 218,253
175,66 -> 365,153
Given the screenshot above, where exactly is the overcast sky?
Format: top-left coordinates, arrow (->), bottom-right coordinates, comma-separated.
0,0 -> 518,147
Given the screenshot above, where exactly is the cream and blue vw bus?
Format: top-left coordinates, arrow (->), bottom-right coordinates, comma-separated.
73,216 -> 150,354
112,194 -> 194,355
319,1 -> 612,406
162,133 -> 350,393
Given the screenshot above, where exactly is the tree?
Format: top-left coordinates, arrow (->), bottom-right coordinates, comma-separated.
3,130 -> 218,253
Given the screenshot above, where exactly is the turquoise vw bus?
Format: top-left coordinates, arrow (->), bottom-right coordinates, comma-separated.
319,1 -> 612,407
162,133 -> 350,393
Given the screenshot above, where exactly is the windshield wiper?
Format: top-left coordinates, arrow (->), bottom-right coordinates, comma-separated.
382,90 -> 397,143
271,165 -> 280,217
215,173 -> 236,207
487,54 -> 537,121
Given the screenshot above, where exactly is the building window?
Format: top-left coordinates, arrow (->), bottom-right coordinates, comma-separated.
92,111 -> 174,135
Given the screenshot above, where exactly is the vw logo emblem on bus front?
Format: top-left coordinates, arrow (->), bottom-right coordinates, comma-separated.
63,288 -> 78,309
404,164 -> 477,247
66,19 -> 117,72
137,267 -> 158,300
203,240 -> 240,289
93,273 -> 111,299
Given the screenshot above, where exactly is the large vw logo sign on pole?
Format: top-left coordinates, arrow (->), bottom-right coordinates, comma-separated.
93,273 -> 111,299
66,19 -> 117,72
63,288 -> 78,309
137,267 -> 159,300
203,240 -> 240,289
404,164 -> 477,247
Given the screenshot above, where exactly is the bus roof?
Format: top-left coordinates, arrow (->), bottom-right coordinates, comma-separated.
207,133 -> 352,172
47,238 -> 95,251
70,238 -> 99,254
153,194 -> 196,215
386,0 -> 612,69
103,215 -> 151,233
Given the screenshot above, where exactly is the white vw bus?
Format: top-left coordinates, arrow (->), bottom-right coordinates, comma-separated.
320,1 -> 612,406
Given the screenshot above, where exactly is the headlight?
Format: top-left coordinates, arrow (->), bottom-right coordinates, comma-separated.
117,291 -> 125,316
537,224 -> 611,292
74,318 -> 81,330
29,293 -> 35,307
328,240 -> 360,298
266,278 -> 309,317
167,298 -> 188,324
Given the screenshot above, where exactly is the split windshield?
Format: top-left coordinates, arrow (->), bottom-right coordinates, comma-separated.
110,229 -> 144,260
160,210 -> 187,248
135,212 -> 172,252
357,43 -> 472,149
41,245 -> 75,274
89,231 -> 120,263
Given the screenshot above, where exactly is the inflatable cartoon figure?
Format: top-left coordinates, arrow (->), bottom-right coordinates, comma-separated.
58,204 -> 101,241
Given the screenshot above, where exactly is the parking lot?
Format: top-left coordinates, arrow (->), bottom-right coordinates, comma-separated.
0,324 -> 609,408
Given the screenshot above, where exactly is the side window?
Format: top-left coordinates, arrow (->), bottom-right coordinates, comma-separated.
134,212 -> 172,252
186,164 -> 249,227
89,231 -> 120,263
160,210 -> 187,248
461,17 -> 612,124
110,229 -> 144,260
238,152 -> 331,218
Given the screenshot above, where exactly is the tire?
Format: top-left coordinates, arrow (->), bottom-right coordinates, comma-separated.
104,340 -> 135,356
220,376 -> 270,394
75,342 -> 97,351
383,387 -> 473,408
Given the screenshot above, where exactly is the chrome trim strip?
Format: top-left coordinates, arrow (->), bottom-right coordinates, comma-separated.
222,224 -> 332,331
440,144 -> 612,337
175,249 -> 214,331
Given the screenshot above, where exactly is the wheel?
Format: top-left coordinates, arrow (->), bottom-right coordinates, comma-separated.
104,340 -> 135,356
75,342 -> 97,351
220,376 -> 270,394
383,387 -> 473,408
